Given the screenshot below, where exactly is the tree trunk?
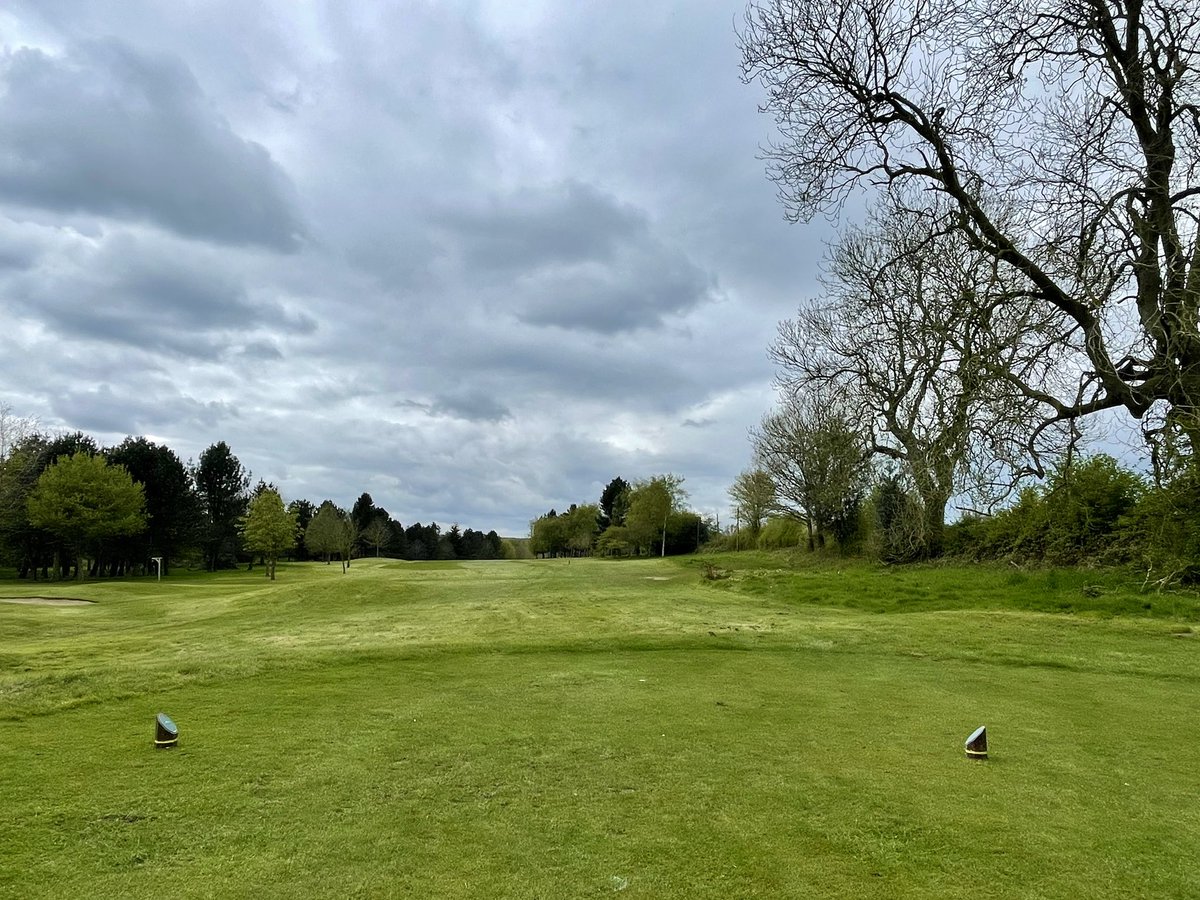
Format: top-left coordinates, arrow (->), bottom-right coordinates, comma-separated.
922,496 -> 948,558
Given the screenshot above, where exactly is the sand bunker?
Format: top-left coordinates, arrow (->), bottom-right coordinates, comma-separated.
0,596 -> 95,606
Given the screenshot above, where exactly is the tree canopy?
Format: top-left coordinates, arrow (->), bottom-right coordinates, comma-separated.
240,488 -> 297,580
26,452 -> 146,581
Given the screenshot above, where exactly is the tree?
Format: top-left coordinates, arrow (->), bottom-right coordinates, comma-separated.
195,441 -> 250,571
564,503 -> 601,556
530,509 -> 567,558
598,477 -> 631,529
0,404 -> 37,464
728,468 -> 776,543
0,433 -> 51,577
107,437 -> 200,575
27,452 -> 146,581
362,517 -> 392,557
287,498 -> 316,560
741,0 -> 1200,460
335,512 -> 358,573
626,475 -> 686,557
440,524 -> 463,559
240,489 -> 297,580
306,500 -> 343,564
753,392 -> 871,551
772,196 -> 1057,555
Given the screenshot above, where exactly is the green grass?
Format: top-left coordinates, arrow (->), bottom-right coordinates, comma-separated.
1,555 -> 1198,898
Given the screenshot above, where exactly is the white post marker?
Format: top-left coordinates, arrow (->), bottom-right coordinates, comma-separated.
151,557 -> 163,582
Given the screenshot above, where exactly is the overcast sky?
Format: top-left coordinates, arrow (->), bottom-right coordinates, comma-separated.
0,1 -> 846,535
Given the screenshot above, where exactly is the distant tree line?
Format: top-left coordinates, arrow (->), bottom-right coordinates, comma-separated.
0,409 -> 507,581
529,474 -> 712,558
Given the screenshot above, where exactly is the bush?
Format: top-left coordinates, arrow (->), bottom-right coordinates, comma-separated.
1120,469 -> 1200,587
757,517 -> 807,550
870,475 -> 925,563
1042,455 -> 1143,564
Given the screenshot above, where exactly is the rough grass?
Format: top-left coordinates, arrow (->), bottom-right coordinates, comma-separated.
1,555 -> 1197,898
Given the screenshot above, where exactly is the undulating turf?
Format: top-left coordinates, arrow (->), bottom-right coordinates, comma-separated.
1,555 -> 1197,898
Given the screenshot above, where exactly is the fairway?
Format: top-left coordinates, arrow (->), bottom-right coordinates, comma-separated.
2,557 -> 1198,898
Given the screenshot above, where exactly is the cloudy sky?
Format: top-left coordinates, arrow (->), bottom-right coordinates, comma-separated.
0,0 -> 843,535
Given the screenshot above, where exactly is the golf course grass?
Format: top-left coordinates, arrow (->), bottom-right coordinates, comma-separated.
1,554 -> 1197,898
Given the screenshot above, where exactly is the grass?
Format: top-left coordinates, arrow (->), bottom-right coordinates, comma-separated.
1,554 -> 1198,898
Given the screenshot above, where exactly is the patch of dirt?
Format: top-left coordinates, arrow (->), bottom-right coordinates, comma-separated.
0,596 -> 95,606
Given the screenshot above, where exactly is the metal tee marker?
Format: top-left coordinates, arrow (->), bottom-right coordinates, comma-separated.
155,712 -> 179,748
965,725 -> 987,759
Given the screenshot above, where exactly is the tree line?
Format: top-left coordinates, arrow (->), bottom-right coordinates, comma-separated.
0,410 -> 508,581
529,474 -> 712,558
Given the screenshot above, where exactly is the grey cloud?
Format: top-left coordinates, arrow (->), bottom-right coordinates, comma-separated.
235,339 -> 284,361
0,40 -> 304,249
50,381 -> 239,438
430,178 -> 719,334
430,393 -> 511,424
7,229 -> 315,359
435,181 -> 644,273
515,245 -> 717,334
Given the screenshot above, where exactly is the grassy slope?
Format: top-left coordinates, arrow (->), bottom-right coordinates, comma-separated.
1,555 -> 1197,898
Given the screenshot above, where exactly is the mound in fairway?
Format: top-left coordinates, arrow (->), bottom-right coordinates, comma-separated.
1,556 -> 1197,898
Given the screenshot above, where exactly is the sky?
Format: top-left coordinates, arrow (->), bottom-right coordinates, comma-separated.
0,0 -> 844,535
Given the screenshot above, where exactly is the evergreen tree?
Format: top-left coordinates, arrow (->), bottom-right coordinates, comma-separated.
195,442 -> 250,571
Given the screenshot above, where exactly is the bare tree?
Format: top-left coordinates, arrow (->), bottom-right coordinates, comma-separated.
740,0 -> 1200,457
361,517 -> 392,557
753,389 -> 872,550
773,196 -> 1061,555
0,404 -> 38,464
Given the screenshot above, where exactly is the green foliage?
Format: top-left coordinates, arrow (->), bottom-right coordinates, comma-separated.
598,476 -> 630,529
756,516 -> 806,550
194,441 -> 250,571
26,452 -> 146,581
240,489 -> 298,580
564,504 -> 600,555
626,474 -> 686,556
1119,468 -> 1200,588
1042,455 -> 1143,563
870,474 -> 926,563
529,509 -> 566,557
0,434 -> 49,573
596,525 -> 634,556
305,501 -> 345,564
728,468 -> 776,539
664,510 -> 708,554
106,436 -> 200,574
949,455 -> 1146,568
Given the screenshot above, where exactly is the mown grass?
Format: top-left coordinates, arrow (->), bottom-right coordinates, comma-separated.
1,555 -> 1198,898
